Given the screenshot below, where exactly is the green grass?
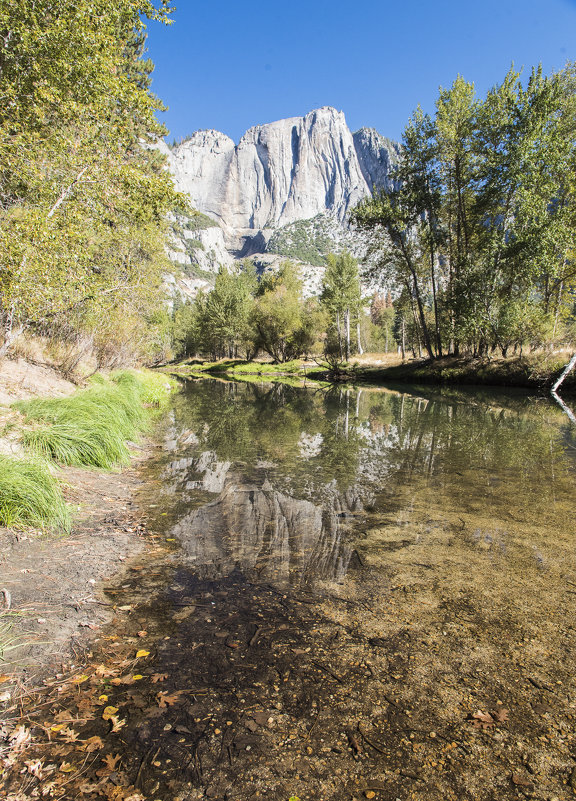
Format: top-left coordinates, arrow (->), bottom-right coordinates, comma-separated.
15,370 -> 176,469
172,359 -> 304,377
0,455 -> 71,533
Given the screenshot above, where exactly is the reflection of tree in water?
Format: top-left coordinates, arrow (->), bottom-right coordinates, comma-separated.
169,381 -> 367,493
155,380 -> 575,577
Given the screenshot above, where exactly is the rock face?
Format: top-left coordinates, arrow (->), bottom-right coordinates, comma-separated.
165,107 -> 400,244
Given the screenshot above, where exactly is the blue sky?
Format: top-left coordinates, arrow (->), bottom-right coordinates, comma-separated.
145,0 -> 576,144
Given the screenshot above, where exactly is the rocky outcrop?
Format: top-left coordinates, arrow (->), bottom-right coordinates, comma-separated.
159,108 -> 400,295
165,107 -> 400,241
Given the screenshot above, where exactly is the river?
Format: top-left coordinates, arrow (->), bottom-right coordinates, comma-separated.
5,379 -> 576,801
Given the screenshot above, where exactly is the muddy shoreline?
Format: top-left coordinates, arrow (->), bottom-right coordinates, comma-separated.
0,449 -> 157,688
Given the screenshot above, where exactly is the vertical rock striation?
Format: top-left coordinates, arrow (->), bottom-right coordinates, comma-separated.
165,107 -> 400,239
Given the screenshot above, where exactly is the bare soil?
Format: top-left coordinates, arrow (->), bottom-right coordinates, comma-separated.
0,455 -> 158,685
0,357 -> 77,408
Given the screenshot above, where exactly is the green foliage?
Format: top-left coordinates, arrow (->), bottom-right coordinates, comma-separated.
16,370 -> 174,468
196,267 -> 257,358
267,216 -> 335,266
321,251 -> 364,360
0,455 -> 71,533
251,263 -> 324,362
352,64 -> 576,359
183,211 -> 218,232
0,0 -> 182,363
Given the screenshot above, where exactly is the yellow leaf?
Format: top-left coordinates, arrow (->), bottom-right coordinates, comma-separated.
59,762 -> 75,773
98,694 -> 108,703
135,650 -> 150,658
71,674 -> 89,684
50,724 -> 66,732
0,675 -> 11,683
132,674 -> 144,681
102,706 -> 119,721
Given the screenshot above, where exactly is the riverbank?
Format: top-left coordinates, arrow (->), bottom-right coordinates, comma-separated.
0,360 -> 176,690
167,351 -> 576,394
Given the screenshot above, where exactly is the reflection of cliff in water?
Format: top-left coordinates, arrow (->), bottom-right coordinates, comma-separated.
170,474 -> 363,588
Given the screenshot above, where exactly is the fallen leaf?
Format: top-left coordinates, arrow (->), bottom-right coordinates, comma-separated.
110,716 -> 126,733
99,694 -> 109,703
137,631 -> 147,638
470,710 -> 494,730
102,706 -> 119,721
157,691 -> 183,707
511,773 -> 532,787
151,673 -> 168,683
494,708 -> 509,723
103,753 -> 121,770
24,759 -> 44,778
82,736 -> 105,753
135,649 -> 150,658
60,727 -> 80,743
132,674 -> 144,681
0,675 -> 11,683
80,778 -> 109,794
95,665 -> 118,677
10,725 -> 31,749
71,674 -> 89,685
53,710 -> 74,723
59,762 -> 75,773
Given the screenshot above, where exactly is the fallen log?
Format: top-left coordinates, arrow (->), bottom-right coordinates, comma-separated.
552,353 -> 576,394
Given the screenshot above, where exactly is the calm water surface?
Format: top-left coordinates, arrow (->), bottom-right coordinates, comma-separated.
12,379 -> 575,801
147,379 -> 576,595
115,378 -> 576,799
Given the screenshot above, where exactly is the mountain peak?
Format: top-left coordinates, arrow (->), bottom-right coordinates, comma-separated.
166,109 -> 399,235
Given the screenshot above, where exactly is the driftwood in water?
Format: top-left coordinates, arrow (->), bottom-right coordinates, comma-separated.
552,353 -> 576,394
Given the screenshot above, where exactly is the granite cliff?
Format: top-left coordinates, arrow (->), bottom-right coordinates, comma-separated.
160,107 -> 399,293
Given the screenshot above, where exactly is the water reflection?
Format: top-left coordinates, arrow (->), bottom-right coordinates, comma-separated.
172,474 -> 362,587
145,380 -> 576,588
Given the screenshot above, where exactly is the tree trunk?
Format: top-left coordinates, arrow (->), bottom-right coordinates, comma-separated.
552,353 -> 576,394
345,308 -> 351,361
399,237 -> 434,359
356,321 -> 363,355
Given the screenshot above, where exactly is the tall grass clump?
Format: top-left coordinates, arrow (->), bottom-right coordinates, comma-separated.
111,369 -> 177,409
15,370 -> 175,469
0,455 -> 71,533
